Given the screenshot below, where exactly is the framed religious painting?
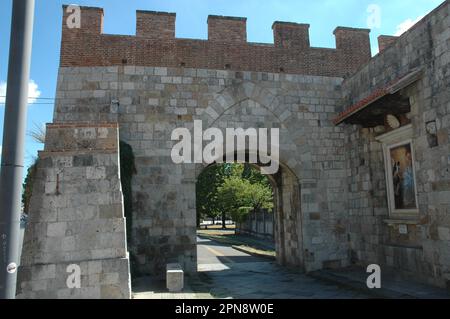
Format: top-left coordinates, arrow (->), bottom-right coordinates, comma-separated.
376,125 -> 419,218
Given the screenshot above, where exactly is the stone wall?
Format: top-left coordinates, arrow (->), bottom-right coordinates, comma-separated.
237,210 -> 274,240
341,1 -> 450,288
344,125 -> 391,263
17,124 -> 131,298
53,65 -> 350,276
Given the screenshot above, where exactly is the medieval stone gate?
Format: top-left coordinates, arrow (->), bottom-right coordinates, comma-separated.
16,2 -> 450,298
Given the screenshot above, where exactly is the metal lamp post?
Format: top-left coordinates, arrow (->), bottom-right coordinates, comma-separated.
0,0 -> 35,299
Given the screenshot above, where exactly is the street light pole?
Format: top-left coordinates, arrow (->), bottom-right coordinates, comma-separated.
0,0 -> 35,299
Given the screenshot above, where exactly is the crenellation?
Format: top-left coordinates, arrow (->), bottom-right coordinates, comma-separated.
60,6 -> 372,76
273,22 -> 310,49
378,35 -> 399,52
208,15 -> 247,42
334,27 -> 372,69
136,10 -> 176,39
62,5 -> 104,34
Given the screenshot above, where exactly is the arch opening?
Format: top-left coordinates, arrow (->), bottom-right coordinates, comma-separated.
195,154 -> 304,271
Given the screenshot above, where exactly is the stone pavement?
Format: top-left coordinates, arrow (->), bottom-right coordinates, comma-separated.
133,237 -> 371,299
310,266 -> 450,299
133,236 -> 450,299
188,261 -> 371,299
133,276 -> 214,299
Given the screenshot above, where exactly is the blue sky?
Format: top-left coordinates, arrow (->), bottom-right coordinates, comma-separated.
0,0 -> 444,173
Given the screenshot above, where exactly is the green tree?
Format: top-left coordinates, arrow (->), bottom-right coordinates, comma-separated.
196,163 -> 273,229
22,123 -> 46,214
241,163 -> 271,187
216,175 -> 273,223
196,163 -> 232,227
22,159 -> 38,214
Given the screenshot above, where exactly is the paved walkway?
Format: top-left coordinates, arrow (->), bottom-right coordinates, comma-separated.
133,237 -> 370,299
133,236 -> 450,299
310,266 -> 450,299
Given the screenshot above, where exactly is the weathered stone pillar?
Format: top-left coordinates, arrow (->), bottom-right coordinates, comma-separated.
16,123 -> 131,299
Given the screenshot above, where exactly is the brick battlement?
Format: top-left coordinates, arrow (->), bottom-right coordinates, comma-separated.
60,5 -> 372,77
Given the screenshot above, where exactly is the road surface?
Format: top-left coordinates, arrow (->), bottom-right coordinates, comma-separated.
194,236 -> 371,299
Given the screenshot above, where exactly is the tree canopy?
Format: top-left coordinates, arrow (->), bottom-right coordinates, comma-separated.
196,163 -> 273,226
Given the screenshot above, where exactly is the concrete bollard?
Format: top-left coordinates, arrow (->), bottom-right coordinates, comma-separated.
166,263 -> 184,292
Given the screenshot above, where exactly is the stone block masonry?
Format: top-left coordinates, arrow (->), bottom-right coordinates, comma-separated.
166,263 -> 184,292
53,63 -> 349,277
17,123 -> 131,299
341,1 -> 450,288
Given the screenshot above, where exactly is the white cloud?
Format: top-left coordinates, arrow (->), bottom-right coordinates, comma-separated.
0,80 -> 42,105
28,80 -> 41,104
394,15 -> 425,36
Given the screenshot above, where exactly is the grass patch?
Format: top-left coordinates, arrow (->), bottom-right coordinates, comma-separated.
197,228 -> 236,236
232,245 -> 276,259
